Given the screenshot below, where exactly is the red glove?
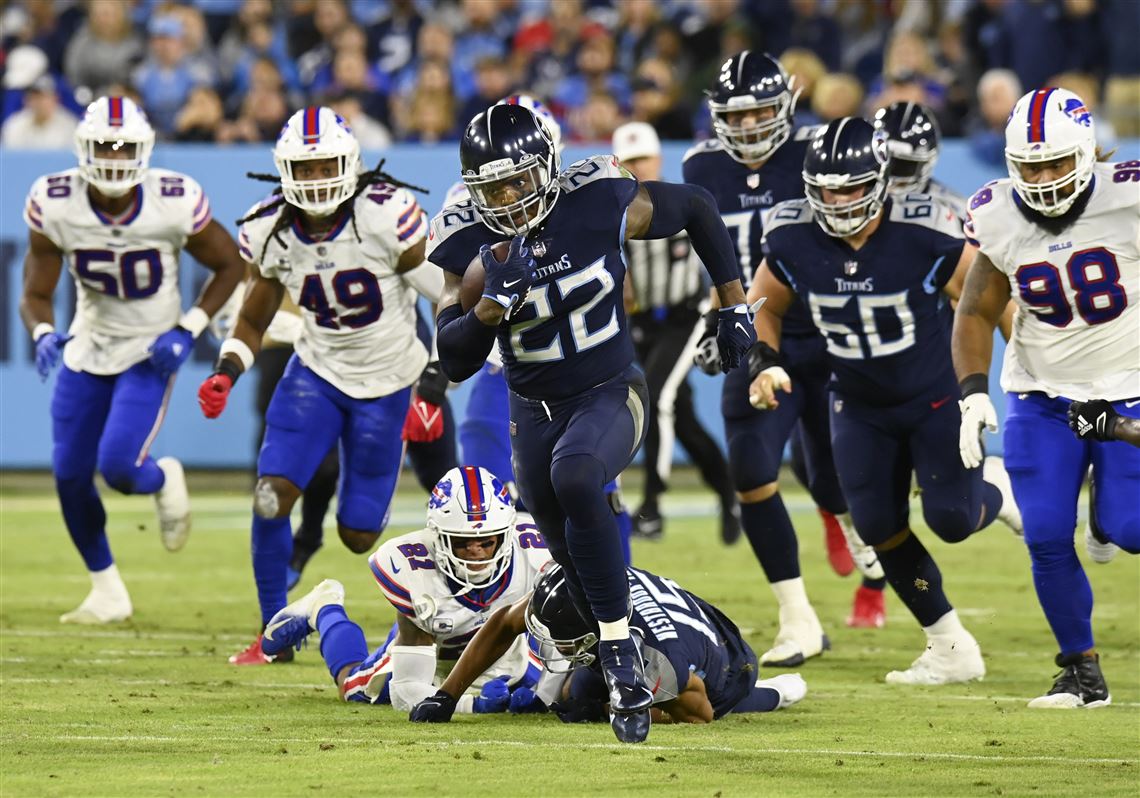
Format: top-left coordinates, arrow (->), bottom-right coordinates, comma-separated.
198,373 -> 234,419
402,396 -> 444,442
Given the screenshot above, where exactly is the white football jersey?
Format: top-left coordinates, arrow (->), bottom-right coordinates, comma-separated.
966,162 -> 1140,401
238,185 -> 429,399
367,516 -> 552,695
23,167 -> 212,375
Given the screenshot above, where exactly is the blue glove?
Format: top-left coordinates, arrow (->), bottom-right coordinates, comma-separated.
149,326 -> 195,377
716,303 -> 757,372
472,675 -> 511,714
34,331 -> 69,381
480,235 -> 536,312
508,685 -> 548,714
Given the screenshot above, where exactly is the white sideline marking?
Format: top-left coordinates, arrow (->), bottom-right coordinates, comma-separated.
811,690 -> 1140,708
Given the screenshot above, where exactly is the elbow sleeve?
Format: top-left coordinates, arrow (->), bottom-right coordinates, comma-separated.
435,303 -> 498,382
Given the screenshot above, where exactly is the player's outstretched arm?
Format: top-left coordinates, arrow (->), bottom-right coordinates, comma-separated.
20,230 -> 69,380
435,270 -> 500,383
748,261 -> 794,411
184,219 -> 248,318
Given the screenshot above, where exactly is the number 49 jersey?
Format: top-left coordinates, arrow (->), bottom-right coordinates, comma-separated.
965,162 -> 1140,401
23,167 -> 212,375
238,186 -> 429,399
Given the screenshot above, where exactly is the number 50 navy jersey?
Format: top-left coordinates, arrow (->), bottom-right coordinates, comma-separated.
428,156 -> 639,401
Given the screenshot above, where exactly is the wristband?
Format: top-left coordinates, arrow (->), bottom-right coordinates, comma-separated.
179,306 -> 210,339
215,358 -> 242,384
219,337 -> 256,371
32,322 -> 55,342
959,373 -> 988,398
746,341 -> 782,381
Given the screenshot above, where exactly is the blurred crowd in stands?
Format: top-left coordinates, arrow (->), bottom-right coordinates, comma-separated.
2,0 -> 1137,164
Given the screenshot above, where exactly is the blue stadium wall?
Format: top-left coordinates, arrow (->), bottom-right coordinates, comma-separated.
2,140 -> 1136,467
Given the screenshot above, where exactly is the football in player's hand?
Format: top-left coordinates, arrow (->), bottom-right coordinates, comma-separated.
459,240 -> 510,311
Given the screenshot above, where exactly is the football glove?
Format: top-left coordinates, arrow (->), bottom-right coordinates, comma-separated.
693,311 -> 720,375
959,392 -> 997,469
508,686 -> 548,714
472,675 -> 511,714
1068,399 -> 1118,442
409,689 -> 457,723
550,696 -> 607,724
149,326 -> 195,377
716,303 -> 757,372
34,330 -> 69,381
402,362 -> 447,443
198,373 -> 234,419
481,235 -> 536,314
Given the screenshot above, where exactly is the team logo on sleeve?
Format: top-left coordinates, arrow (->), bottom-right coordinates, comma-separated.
429,478 -> 453,510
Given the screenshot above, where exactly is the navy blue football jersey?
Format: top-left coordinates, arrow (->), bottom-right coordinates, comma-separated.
682,129 -> 818,337
427,156 -> 638,400
762,195 -> 966,405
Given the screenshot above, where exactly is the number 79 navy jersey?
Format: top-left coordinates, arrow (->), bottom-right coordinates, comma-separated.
762,196 -> 966,405
427,156 -> 639,401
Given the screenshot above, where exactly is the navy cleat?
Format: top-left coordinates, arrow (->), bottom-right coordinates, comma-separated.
261,578 -> 344,657
599,635 -> 653,744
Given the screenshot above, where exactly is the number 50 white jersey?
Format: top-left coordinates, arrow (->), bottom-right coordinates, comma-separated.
238,185 -> 431,399
965,162 -> 1140,401
23,167 -> 212,375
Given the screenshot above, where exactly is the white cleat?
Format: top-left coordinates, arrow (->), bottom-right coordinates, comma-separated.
837,513 -> 883,579
760,604 -> 830,667
261,579 -> 345,657
1084,524 -> 1118,564
155,457 -> 191,551
984,456 -> 1023,536
60,587 -> 132,624
757,673 -> 808,709
885,631 -> 985,685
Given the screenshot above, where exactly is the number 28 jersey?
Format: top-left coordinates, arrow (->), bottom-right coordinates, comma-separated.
23,168 -> 211,375
238,186 -> 429,399
965,162 -> 1140,401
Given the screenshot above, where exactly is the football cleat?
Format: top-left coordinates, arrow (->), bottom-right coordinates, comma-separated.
599,636 -> 653,744
59,586 -> 132,625
983,456 -> 1023,536
1084,469 -> 1117,564
631,504 -> 663,540
286,534 -> 323,591
262,578 -> 344,657
155,457 -> 191,551
885,630 -> 985,685
836,513 -> 883,579
846,585 -> 887,628
228,635 -> 295,666
820,509 -> 854,576
760,603 -> 830,667
757,673 -> 808,709
720,499 -> 742,545
1027,652 -> 1111,709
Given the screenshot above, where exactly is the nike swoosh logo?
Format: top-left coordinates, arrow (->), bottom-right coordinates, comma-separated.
1126,400 -> 1140,408
930,395 -> 952,410
264,618 -> 288,639
734,322 -> 750,335
390,557 -> 402,574
502,279 -> 522,287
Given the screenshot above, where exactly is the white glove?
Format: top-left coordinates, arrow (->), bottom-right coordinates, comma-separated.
749,366 -> 791,410
959,393 -> 998,469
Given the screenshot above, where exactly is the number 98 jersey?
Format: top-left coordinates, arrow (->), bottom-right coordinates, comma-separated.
23,167 -> 211,375
965,162 -> 1140,401
238,186 -> 429,399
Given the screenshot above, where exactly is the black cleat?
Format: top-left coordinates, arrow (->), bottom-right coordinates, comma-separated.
286,535 -> 322,591
599,636 -> 653,743
632,504 -> 664,540
1027,652 -> 1111,708
719,499 -> 742,545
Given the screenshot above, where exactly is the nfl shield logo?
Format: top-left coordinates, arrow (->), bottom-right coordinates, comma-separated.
844,260 -> 859,276
833,399 -> 844,413
747,173 -> 760,189
317,246 -> 327,256
531,240 -> 547,258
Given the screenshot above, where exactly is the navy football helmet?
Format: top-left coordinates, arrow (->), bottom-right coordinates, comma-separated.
873,101 -> 941,194
525,564 -> 598,673
706,50 -> 800,163
803,117 -> 890,238
459,104 -> 561,236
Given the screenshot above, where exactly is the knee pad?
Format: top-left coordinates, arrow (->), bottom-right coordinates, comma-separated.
921,504 -> 974,544
727,426 -> 781,493
253,479 -> 294,519
338,524 -> 381,554
97,451 -> 140,495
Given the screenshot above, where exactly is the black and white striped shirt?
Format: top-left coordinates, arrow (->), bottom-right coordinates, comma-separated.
625,232 -> 704,316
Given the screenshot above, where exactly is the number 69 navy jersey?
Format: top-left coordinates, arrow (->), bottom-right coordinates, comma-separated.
427,155 -> 639,401
763,195 -> 966,405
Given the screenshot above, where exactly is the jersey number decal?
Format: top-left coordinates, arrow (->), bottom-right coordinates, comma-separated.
720,210 -> 753,282
1015,247 -> 1127,327
74,249 -> 162,299
515,523 -> 547,549
299,268 -> 384,330
396,542 -> 434,571
808,290 -> 915,359
509,256 -> 619,363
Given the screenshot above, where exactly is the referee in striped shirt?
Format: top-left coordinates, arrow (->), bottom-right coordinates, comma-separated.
613,122 -> 739,544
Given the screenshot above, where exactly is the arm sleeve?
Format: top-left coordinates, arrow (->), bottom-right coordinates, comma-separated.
435,302 -> 498,382
402,262 -> 445,302
388,645 -> 440,712
641,181 -> 739,286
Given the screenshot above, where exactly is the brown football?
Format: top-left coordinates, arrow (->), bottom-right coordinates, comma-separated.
459,240 -> 510,311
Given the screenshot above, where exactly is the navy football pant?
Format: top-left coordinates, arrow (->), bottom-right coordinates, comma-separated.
509,366 -> 649,623
1004,392 -> 1140,656
52,362 -> 172,572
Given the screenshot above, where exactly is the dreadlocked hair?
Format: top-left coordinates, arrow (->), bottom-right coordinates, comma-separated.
234,158 -> 430,265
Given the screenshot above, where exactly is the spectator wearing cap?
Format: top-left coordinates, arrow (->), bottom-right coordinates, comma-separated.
132,14 -> 214,137
613,121 -> 736,543
0,73 -> 77,149
967,68 -> 1022,166
64,0 -> 145,99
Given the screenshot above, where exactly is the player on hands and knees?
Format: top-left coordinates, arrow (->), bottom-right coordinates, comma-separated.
749,117 -> 1022,686
685,51 -> 884,649
429,104 -> 754,743
409,563 -> 807,725
953,88 -> 1138,708
197,106 -> 445,664
20,96 -> 244,624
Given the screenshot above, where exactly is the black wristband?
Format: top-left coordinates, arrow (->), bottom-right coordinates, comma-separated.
746,341 -> 782,381
416,361 -> 448,405
959,373 -> 988,398
214,358 -> 242,385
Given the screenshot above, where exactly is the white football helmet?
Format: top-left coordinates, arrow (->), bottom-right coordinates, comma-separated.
74,96 -> 155,197
1004,88 -> 1096,217
274,106 -> 361,216
496,93 -> 564,154
426,466 -> 516,592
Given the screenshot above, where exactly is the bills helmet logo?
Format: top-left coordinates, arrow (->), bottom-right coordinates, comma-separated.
429,478 -> 453,510
1062,98 -> 1092,127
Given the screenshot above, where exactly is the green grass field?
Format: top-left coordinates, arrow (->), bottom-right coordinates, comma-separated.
1,475 -> 1137,797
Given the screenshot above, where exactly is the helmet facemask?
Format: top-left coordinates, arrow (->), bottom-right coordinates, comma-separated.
524,602 -> 598,674
276,151 -> 360,217
1006,145 -> 1094,217
708,82 -> 800,164
804,171 -> 888,237
884,145 -> 935,195
74,97 -> 155,197
431,525 -> 514,593
464,146 -> 560,237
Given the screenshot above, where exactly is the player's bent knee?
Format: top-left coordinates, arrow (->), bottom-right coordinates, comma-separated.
738,482 -> 779,504
922,506 -> 974,544
253,477 -> 299,519
338,524 -> 381,554
1025,537 -> 1079,567
550,454 -> 606,506
97,453 -> 143,495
